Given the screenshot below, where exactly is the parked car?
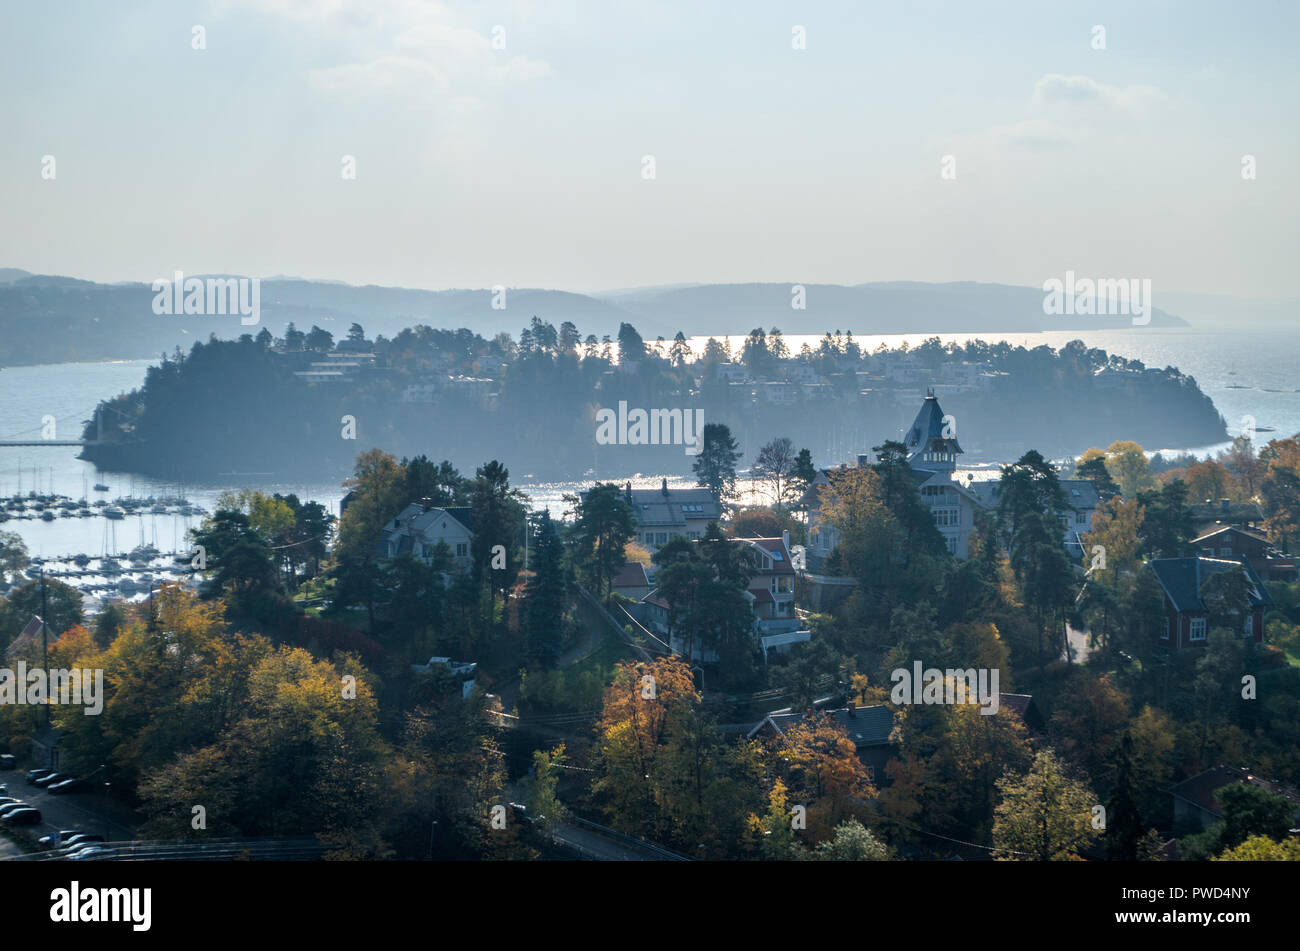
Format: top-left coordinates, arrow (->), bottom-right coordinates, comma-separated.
0,802 -> 32,818
48,778 -> 90,795
25,768 -> 55,784
38,829 -> 83,849
0,754 -> 17,769
63,832 -> 105,848
67,846 -> 110,861
0,796 -> 18,805
3,807 -> 41,825
33,772 -> 71,788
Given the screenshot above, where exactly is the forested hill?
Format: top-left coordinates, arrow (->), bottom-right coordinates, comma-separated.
2,273 -> 1188,366
79,321 -> 1226,483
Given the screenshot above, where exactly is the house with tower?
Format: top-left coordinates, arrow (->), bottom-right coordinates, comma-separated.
802,390 -> 1098,566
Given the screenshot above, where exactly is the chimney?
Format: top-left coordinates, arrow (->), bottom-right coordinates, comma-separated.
419,496 -> 433,511
625,481 -> 633,502
847,699 -> 856,718
857,453 -> 869,468
661,478 -> 669,497
782,529 -> 790,551
1221,498 -> 1231,512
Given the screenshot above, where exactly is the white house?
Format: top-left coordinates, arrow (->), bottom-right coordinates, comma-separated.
378,502 -> 475,572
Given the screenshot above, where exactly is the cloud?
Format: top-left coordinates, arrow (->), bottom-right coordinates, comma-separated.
1032,74 -> 1167,115
220,0 -> 551,103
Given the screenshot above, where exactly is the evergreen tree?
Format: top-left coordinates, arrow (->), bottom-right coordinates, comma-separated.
693,423 -> 741,503
1105,733 -> 1144,861
525,510 -> 567,667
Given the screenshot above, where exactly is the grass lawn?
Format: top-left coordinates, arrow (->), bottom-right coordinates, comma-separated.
565,631 -> 632,675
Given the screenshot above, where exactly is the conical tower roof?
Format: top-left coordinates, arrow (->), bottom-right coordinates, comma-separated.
905,391 -> 962,469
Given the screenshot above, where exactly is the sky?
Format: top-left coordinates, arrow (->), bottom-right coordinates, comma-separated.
1,0 -> 1297,298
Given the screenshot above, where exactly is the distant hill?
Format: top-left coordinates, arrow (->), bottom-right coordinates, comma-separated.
1,272 -> 1189,366
596,281 -> 1189,335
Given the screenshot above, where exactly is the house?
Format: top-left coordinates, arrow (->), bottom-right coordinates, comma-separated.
377,502 -> 475,572
638,532 -> 808,662
803,392 -> 984,562
611,562 -> 651,601
5,615 -> 47,659
1192,524 -> 1298,582
734,533 -> 799,635
1168,765 -> 1300,832
410,656 -> 478,700
1190,498 -> 1265,535
966,477 -> 1100,560
715,362 -> 749,383
1146,556 -> 1272,649
749,703 -> 896,783
616,480 -> 723,551
997,693 -> 1046,733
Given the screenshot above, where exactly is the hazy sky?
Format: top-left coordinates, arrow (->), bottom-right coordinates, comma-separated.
2,1 -> 1296,297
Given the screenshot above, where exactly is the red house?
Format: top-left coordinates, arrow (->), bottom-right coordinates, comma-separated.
1147,556 -> 1272,650
1191,524 -> 1299,582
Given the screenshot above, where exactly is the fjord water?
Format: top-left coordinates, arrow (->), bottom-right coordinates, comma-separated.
1,329 -> 1297,560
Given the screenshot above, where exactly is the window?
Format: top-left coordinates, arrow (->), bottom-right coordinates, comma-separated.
656,532 -> 668,546
1190,617 -> 1207,641
946,535 -> 957,554
934,508 -> 959,527
1161,617 -> 1170,640
687,531 -> 699,540
1220,547 -> 1232,558
1244,614 -> 1254,637
455,543 -> 468,558
1076,511 -> 1088,525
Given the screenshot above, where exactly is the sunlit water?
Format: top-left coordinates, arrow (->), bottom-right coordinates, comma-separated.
2,329 -> 1297,565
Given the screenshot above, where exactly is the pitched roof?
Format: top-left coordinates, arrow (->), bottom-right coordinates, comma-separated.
748,705 -> 895,748
1168,765 -> 1300,817
734,536 -> 795,573
612,563 -> 649,589
4,615 -> 46,659
1147,556 -> 1274,613
1191,524 -> 1271,546
619,485 -> 721,528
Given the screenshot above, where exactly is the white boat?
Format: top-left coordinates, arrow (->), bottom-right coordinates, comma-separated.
103,506 -> 125,520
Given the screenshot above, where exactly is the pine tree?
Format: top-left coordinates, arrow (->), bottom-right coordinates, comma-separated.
693,423 -> 741,503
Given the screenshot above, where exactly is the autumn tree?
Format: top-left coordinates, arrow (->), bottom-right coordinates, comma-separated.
993,749 -> 1099,861
338,448 -> 407,561
1105,440 -> 1155,499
